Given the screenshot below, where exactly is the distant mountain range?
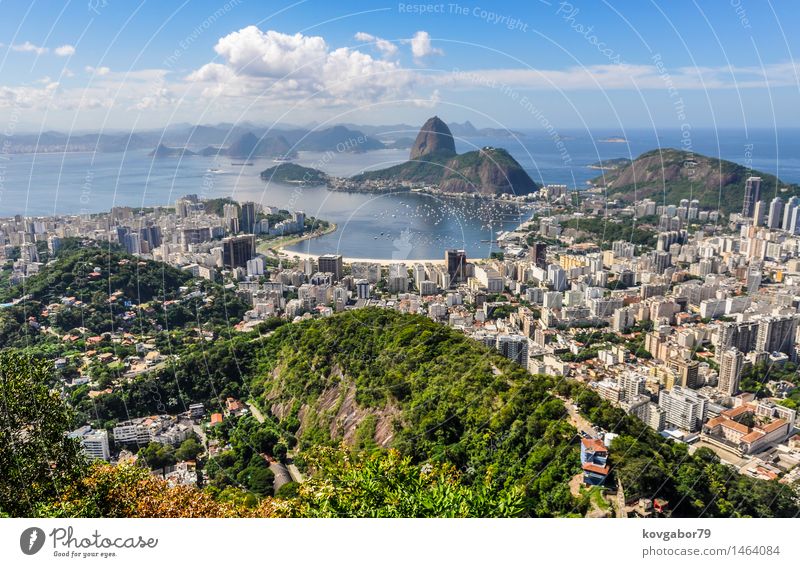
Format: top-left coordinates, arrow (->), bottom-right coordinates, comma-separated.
593,148 -> 800,214
3,120 -> 524,156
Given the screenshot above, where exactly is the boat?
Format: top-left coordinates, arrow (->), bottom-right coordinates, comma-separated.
273,156 -> 292,163
206,168 -> 222,173
231,162 -> 254,166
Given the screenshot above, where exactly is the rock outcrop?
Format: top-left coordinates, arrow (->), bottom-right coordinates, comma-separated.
409,116 -> 456,160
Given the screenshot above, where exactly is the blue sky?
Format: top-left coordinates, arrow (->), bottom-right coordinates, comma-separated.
1,0 -> 799,131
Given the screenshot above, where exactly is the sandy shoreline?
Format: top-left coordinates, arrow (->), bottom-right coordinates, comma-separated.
275,248 -> 447,266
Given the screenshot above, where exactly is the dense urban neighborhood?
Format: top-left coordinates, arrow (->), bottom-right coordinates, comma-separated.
2,163 -> 800,518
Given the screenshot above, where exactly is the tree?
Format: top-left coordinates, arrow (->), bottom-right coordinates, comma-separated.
275,481 -> 300,499
175,437 -> 203,462
272,442 -> 288,462
0,352 -> 87,516
42,462 -> 281,518
287,446 -> 524,518
247,466 -> 274,496
137,443 -> 176,472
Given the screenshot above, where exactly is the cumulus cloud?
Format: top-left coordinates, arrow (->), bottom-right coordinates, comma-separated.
10,41 -> 48,55
0,81 -> 59,108
54,44 -> 76,57
187,27 -> 418,105
408,31 -> 443,60
354,32 -> 398,57
133,87 -> 176,110
85,65 -> 110,76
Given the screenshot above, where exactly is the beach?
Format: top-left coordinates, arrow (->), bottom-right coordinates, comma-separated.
274,247 -> 447,266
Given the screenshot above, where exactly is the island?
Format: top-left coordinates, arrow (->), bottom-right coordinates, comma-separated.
587,157 -> 632,171
259,163 -> 329,186
148,143 -> 196,158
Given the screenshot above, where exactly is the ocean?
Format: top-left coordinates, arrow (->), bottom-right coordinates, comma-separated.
1,127 -> 798,259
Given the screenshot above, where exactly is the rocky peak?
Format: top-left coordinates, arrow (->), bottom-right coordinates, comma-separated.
409,116 -> 456,160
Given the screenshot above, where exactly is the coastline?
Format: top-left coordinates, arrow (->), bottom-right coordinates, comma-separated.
257,222 -> 338,255
274,247 -> 447,266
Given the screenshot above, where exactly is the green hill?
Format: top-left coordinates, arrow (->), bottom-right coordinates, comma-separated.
0,240 -> 247,347
352,147 -> 539,196
240,308 -> 798,517
4,306 -> 800,517
260,163 -> 329,186
350,117 -> 539,196
593,148 -> 799,213
148,143 -> 196,158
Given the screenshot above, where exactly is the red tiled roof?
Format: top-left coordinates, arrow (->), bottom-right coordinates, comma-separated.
582,462 -> 610,475
581,438 -> 608,452
722,405 -> 751,419
759,419 -> 788,434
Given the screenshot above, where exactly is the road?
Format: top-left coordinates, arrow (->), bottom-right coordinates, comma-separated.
616,479 -> 628,518
557,395 -> 600,438
287,462 -> 304,483
190,423 -> 207,446
248,401 -> 305,485
268,459 -> 292,492
248,402 -> 300,490
247,401 -> 266,423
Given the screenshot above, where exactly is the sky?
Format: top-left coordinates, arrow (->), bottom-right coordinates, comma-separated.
1,0 -> 799,132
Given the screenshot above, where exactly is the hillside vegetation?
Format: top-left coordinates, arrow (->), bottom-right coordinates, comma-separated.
593,149 -> 800,213
352,147 -> 540,196
3,305 -> 799,517
0,240 -> 248,348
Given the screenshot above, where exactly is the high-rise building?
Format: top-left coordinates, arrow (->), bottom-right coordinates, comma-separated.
752,200 -> 767,226
717,320 -> 759,355
668,358 -> 700,389
246,257 -> 265,277
756,315 -> 798,355
791,206 -> 800,234
222,234 -> 256,269
547,264 -> 567,291
355,279 -> 371,299
530,242 -> 547,269
619,372 -> 646,401
782,196 -> 799,231
175,195 -> 198,218
140,225 -> 162,248
445,249 -> 467,285
741,176 -> 761,218
318,254 -> 343,281
767,197 -> 784,229
658,386 -> 708,432
718,348 -> 743,396
239,201 -> 257,234
47,235 -> 62,255
68,426 -> 110,461
496,334 -> 529,365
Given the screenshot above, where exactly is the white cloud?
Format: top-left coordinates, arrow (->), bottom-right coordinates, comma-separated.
354,32 -> 398,57
408,31 -> 443,60
85,65 -> 111,76
436,61 -> 800,91
0,81 -> 59,108
187,27 -> 418,105
10,41 -> 48,55
133,87 -> 176,110
54,44 -> 75,57
212,27 -> 328,77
